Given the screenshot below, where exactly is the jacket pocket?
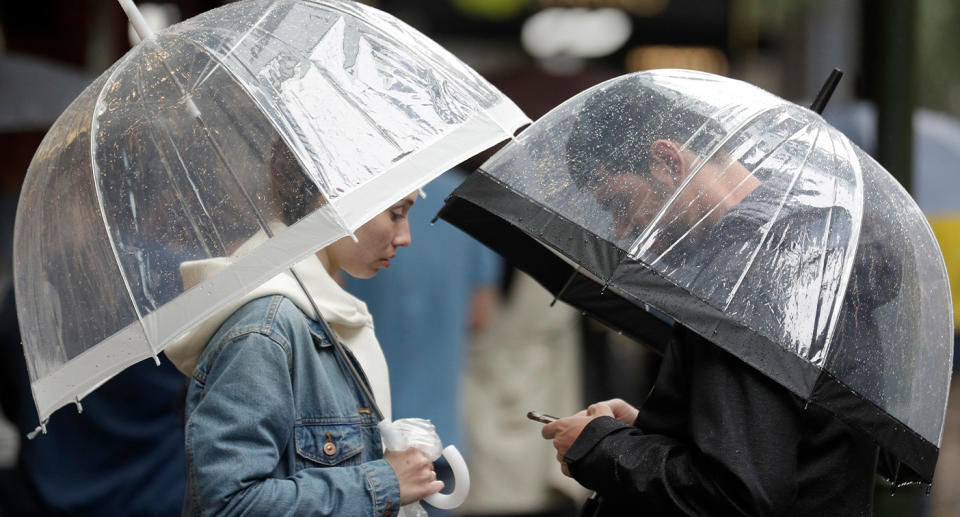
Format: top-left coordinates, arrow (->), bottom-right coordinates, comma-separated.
295,422 -> 365,467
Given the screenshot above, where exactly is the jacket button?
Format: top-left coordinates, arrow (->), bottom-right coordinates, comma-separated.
323,441 -> 337,456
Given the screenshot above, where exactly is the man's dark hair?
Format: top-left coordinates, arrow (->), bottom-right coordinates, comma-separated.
565,77 -> 723,189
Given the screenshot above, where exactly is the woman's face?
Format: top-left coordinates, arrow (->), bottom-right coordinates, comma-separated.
326,192 -> 417,279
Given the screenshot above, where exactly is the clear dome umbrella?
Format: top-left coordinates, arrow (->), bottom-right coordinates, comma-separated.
14,0 -> 526,456
438,69 -> 953,485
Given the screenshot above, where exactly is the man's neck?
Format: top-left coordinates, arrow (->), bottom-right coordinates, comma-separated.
704,159 -> 761,224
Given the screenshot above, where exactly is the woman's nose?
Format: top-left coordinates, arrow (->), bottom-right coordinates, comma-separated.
393,221 -> 412,247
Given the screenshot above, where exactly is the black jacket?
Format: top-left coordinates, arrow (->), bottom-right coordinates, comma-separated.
565,325 -> 878,516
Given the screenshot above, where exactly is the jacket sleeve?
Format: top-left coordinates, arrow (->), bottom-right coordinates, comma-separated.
565,338 -> 802,516
184,331 -> 400,517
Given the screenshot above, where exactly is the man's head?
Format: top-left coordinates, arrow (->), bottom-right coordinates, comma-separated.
565,80 -> 716,189
564,78 -> 749,240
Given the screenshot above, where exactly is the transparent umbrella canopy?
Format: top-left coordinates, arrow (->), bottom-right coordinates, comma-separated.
14,0 -> 528,427
439,69 -> 953,483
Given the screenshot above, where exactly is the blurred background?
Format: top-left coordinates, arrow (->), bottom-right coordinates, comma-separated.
0,1 -> 956,516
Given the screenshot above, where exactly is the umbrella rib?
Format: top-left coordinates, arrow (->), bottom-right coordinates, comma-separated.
643,155 -> 770,269
173,26 -> 361,240
315,66 -> 405,155
641,113 -> 811,269
807,129 -> 847,363
815,131 -> 865,366
628,103 -> 784,258
90,50 -> 163,364
323,0 -> 498,105
806,176 -> 839,363
147,129 -> 224,256
131,54 -> 227,258
722,123 -> 822,311
192,0 -> 282,91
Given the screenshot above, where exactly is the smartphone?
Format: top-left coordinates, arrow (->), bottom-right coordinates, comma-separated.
527,411 -> 558,424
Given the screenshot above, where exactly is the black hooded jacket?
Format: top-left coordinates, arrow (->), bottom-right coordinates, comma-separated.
566,325 -> 878,516
564,174 -> 886,516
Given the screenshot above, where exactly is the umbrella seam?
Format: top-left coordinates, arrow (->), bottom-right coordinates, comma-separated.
628,103 -> 786,257
89,43 -> 160,360
817,131 -> 865,365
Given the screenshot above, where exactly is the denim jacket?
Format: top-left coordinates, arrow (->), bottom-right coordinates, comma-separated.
183,295 -> 401,516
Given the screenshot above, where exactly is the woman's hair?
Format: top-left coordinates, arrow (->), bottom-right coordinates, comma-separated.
268,139 -> 323,226
565,79 -> 724,189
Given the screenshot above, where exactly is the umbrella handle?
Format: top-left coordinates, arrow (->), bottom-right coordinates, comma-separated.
377,420 -> 470,508
423,445 -> 470,509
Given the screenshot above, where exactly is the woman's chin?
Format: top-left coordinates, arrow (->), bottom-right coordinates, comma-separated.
342,266 -> 379,280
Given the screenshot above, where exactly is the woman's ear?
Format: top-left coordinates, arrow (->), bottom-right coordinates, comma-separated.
648,140 -> 685,188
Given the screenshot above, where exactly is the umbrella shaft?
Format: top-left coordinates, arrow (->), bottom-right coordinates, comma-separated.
288,267 -> 386,422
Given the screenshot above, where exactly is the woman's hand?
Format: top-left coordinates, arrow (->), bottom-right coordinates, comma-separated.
384,448 -> 444,505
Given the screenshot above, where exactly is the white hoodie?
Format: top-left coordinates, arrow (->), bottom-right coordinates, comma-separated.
163,228 -> 392,421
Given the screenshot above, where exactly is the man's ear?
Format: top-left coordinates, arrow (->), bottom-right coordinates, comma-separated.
648,140 -> 685,188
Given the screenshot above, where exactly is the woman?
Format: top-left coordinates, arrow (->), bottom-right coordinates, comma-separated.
166,147 -> 442,515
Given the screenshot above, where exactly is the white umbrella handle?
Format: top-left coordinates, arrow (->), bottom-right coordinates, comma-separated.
423,444 -> 470,509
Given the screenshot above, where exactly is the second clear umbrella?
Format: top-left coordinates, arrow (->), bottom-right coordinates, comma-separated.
439,69 -> 952,485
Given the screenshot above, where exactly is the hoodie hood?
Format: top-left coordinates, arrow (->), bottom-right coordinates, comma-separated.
163,227 -> 391,420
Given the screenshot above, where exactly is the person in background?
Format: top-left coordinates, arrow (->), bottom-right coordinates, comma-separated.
0,286 -> 188,517
460,269 -> 591,517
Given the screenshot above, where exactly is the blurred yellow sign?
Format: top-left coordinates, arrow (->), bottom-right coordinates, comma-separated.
929,214 -> 960,329
451,0 -> 529,20
536,0 -> 668,16
626,45 -> 729,75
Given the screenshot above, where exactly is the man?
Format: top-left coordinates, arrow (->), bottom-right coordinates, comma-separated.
541,81 -> 881,516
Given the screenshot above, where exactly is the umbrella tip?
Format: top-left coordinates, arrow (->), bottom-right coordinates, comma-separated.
118,0 -> 157,42
74,397 -> 84,414
809,68 -> 844,115
26,421 -> 48,440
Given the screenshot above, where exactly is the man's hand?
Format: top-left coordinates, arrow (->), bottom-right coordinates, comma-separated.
542,403 -> 614,477
597,398 -> 639,425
